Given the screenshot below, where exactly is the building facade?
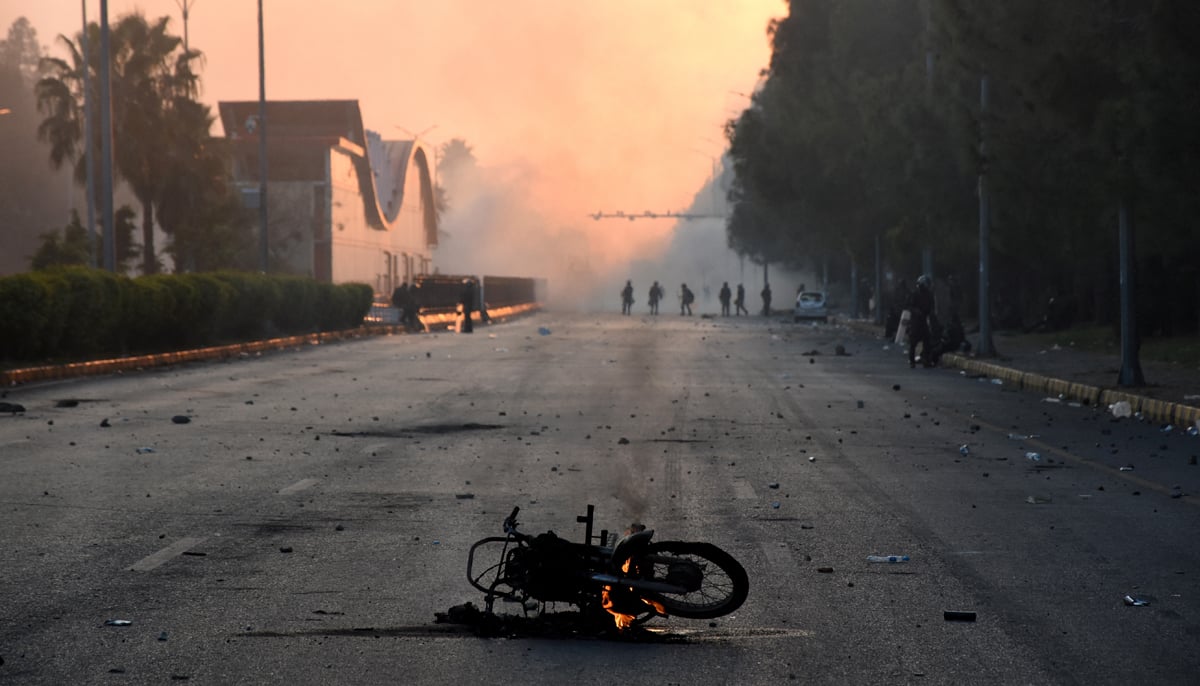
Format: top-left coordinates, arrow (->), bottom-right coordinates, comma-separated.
219,100 -> 437,295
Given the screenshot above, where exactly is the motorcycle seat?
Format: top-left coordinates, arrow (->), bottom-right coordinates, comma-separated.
611,529 -> 654,566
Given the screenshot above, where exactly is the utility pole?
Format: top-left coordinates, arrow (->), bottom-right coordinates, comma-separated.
81,0 -> 97,268
99,0 -> 116,272
1117,201 -> 1144,385
175,0 -> 197,53
874,234 -> 883,325
976,73 -> 995,357
257,0 -> 269,272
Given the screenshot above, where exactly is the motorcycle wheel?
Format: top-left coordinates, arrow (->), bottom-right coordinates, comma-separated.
640,541 -> 749,619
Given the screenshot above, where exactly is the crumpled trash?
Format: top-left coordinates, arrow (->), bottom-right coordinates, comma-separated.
104,619 -> 133,627
537,327 -> 551,336
959,445 -> 970,456
1123,595 -> 1150,607
1025,452 -> 1041,461
1110,401 -> 1133,418
866,554 -> 909,563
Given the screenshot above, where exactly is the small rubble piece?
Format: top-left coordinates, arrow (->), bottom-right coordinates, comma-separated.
959,445 -> 970,456
279,546 -> 293,553
943,610 -> 977,622
455,493 -> 475,500
1025,495 -> 1052,504
808,456 -> 816,462
158,632 -> 169,641
171,415 -> 191,424
1170,485 -> 1183,499
1109,401 -> 1133,418
104,619 -> 132,627
55,399 -> 80,408
866,555 -> 909,563
538,327 -> 552,336
617,437 -> 630,445
817,567 -> 834,573
835,344 -> 850,356
100,418 -> 111,428
892,384 -> 901,391
801,349 -> 820,356
1123,595 -> 1150,607
767,482 -> 780,489
1008,433 -> 1038,440
857,400 -> 865,409
0,402 -> 26,413
771,502 -> 781,509
135,447 -> 156,454
1119,465 -> 1135,472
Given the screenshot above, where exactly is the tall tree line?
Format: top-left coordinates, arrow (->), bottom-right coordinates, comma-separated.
726,0 -> 1200,335
30,12 -> 251,275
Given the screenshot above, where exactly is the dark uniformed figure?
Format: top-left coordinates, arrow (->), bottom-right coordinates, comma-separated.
459,278 -> 476,334
761,283 -> 772,316
907,275 -> 936,367
735,284 -> 748,316
680,283 -> 695,316
620,280 -> 635,315
718,282 -> 732,317
648,281 -> 663,315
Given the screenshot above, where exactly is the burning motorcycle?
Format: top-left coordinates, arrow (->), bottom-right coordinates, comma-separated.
466,505 -> 749,630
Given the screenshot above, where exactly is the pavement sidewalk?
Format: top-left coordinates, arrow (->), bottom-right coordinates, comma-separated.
837,317 -> 1200,430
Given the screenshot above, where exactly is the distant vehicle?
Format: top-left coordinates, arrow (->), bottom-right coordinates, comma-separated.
794,291 -> 828,322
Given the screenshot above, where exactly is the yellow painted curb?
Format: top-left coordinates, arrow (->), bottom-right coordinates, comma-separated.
943,352 -> 1200,428
1,303 -> 543,388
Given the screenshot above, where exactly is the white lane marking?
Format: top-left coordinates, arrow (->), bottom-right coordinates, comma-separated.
278,478 -> 319,495
761,542 -> 796,572
734,479 -> 757,499
128,536 -> 207,572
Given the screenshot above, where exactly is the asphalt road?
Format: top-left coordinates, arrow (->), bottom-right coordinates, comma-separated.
1,312 -> 1197,685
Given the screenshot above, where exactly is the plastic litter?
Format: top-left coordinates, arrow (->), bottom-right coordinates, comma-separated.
1025,452 -> 1041,461
135,447 -> 156,454
771,502 -> 781,509
1025,495 -> 1052,504
1187,423 -> 1199,437
1160,424 -> 1174,433
1109,401 -> 1133,418
866,555 -> 909,563
959,445 -> 970,456
104,619 -> 132,627
1123,595 -> 1150,607
1119,465 -> 1134,472
990,378 -> 1003,385
537,327 -> 551,336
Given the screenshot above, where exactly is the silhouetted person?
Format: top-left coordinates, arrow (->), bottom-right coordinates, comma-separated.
391,282 -> 409,322
458,278 -> 476,334
620,280 -> 635,315
761,283 -> 772,316
680,283 -> 695,316
907,275 -> 935,367
735,284 -> 748,315
718,282 -> 732,316
648,281 -> 663,315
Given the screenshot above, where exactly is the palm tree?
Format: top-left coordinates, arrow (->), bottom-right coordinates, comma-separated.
36,13 -> 199,274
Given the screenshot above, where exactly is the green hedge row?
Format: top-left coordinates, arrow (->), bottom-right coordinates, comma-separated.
0,268 -> 375,363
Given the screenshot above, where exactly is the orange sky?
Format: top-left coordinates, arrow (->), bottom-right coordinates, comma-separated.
4,0 -> 781,271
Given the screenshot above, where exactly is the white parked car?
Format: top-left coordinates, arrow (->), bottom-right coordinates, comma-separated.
794,291 -> 828,322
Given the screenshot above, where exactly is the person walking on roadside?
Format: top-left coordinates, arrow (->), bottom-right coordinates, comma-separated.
735,283 -> 748,316
718,282 -> 732,317
648,281 -> 663,315
680,283 -> 695,316
620,280 -> 635,315
907,275 -> 936,368
761,283 -> 772,316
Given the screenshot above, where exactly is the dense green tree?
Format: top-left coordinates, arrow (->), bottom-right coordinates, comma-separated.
35,13 -> 201,275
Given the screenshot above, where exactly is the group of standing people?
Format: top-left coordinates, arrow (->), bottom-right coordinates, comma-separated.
620,280 -> 759,316
390,282 -> 423,332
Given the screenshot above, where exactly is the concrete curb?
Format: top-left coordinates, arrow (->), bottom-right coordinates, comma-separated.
1,303 -> 543,388
832,316 -> 1200,429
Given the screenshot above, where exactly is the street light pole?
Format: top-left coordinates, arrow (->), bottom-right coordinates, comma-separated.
98,0 -> 116,272
81,0 -> 97,268
257,0 -> 268,272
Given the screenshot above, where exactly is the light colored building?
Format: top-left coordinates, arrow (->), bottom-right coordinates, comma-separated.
219,100 -> 437,294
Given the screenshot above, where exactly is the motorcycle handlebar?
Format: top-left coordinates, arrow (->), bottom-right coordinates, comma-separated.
503,506 -> 520,533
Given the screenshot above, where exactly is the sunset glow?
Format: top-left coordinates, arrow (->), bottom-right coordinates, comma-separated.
6,1 -> 781,283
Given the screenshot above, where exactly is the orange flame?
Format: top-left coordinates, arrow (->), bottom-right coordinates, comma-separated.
601,558 -> 667,630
